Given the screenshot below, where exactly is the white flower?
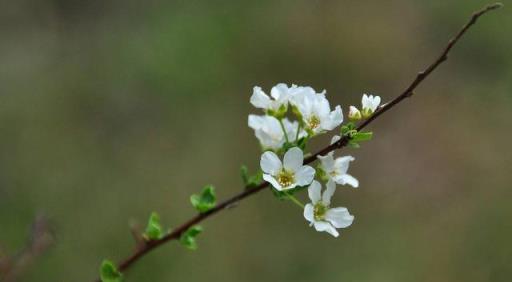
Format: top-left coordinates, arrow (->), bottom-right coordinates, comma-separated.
294,92 -> 343,135
288,85 -> 325,107
348,105 -> 362,121
248,115 -> 285,151
361,94 -> 381,117
250,84 -> 291,115
282,118 -> 308,143
260,147 -> 315,191
248,115 -> 307,151
304,180 -> 354,237
318,153 -> 359,188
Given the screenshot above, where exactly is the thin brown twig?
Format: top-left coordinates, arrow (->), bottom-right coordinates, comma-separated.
93,3 -> 502,281
128,221 -> 145,250
1,214 -> 55,282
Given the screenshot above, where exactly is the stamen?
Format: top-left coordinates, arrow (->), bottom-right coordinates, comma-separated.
307,115 -> 320,129
313,203 -> 327,221
277,170 -> 295,187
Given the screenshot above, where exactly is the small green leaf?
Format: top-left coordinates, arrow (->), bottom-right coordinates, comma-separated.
296,137 -> 308,150
241,166 -> 263,189
348,140 -> 361,148
143,212 -> 163,240
341,122 -> 356,135
282,142 -> 295,152
247,171 -> 263,189
100,260 -> 122,282
180,225 -> 203,250
351,131 -> 373,142
190,185 -> 216,213
240,165 -> 249,185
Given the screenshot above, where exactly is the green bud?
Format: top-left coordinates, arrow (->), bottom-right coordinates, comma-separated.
190,185 -> 217,213
100,260 -> 123,282
240,165 -> 249,185
180,225 -> 203,250
241,166 -> 263,189
348,106 -> 362,121
143,212 -> 163,241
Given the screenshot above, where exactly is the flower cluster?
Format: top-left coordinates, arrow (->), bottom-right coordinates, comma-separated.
348,93 -> 381,120
248,83 -> 381,237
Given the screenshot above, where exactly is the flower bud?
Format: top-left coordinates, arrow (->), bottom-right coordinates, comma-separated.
348,106 -> 362,121
361,93 -> 381,118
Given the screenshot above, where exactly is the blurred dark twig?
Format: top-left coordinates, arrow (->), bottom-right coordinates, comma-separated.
0,214 -> 55,282
92,3 -> 502,281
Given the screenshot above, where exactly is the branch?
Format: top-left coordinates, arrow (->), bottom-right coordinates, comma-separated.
0,214 -> 55,282
93,3 -> 502,281
304,2 -> 503,163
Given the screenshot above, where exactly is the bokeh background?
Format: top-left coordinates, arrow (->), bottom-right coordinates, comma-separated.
1,0 -> 511,281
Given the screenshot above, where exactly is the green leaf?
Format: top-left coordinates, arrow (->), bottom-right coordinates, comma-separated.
351,131 -> 373,142
180,225 -> 203,250
247,171 -> 263,189
348,141 -> 361,148
100,260 -> 123,282
143,212 -> 163,241
341,122 -> 356,135
241,166 -> 263,189
240,165 -> 249,185
296,137 -> 308,150
190,185 -> 216,213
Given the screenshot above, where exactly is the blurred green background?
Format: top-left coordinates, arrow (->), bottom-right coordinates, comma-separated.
1,0 -> 511,281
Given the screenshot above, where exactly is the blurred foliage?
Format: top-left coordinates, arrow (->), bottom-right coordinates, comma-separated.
0,1 -> 510,281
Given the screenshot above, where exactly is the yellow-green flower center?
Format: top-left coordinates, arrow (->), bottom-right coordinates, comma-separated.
277,169 -> 295,187
313,203 -> 327,221
307,115 -> 320,129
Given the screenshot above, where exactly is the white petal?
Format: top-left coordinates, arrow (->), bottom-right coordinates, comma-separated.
325,207 -> 354,228
314,221 -> 339,237
248,115 -> 264,130
282,183 -> 298,190
334,155 -> 354,174
282,119 -> 296,140
338,174 -> 359,188
250,87 -> 271,109
349,105 -> 360,116
372,96 -> 381,111
295,166 -> 316,186
270,83 -> 289,100
322,180 -> 336,205
317,153 -> 335,173
260,151 -> 282,174
263,174 -> 283,190
324,105 -> 343,130
307,180 -> 322,203
314,95 -> 331,115
283,147 -> 303,171
330,135 -> 341,145
255,129 -> 284,151
303,203 -> 314,223
361,94 -> 370,109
